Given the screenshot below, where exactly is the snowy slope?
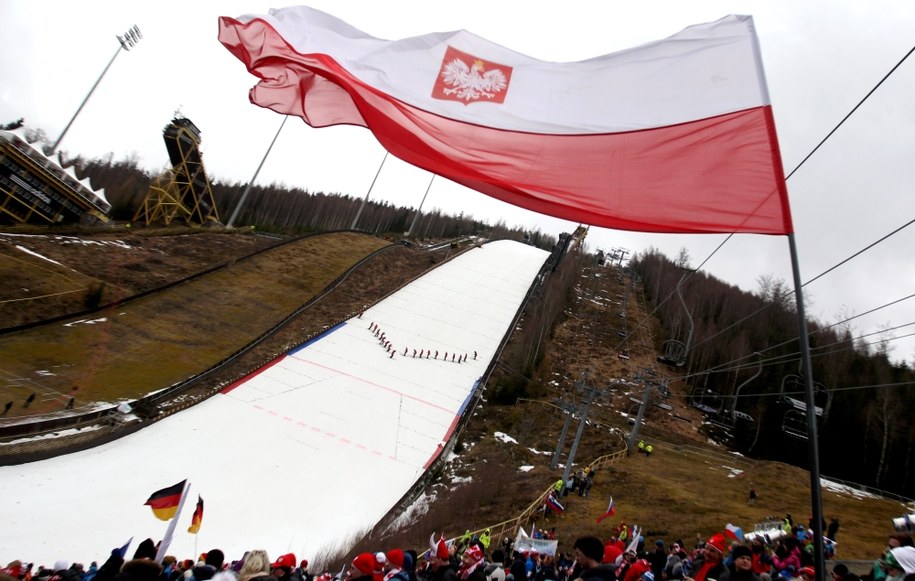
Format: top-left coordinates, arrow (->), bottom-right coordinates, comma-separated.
0,240 -> 548,567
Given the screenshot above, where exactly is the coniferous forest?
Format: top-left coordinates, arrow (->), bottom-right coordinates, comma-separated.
631,249 -> 915,498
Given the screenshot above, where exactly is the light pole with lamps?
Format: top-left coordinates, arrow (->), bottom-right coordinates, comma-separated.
45,25 -> 142,156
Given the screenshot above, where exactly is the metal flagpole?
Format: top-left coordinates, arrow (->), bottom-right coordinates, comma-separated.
787,233 -> 825,580
227,115 -> 288,228
350,151 -> 389,230
406,174 -> 435,236
155,481 -> 191,563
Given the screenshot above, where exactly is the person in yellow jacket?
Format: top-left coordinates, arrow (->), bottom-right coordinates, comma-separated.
645,443 -> 654,456
554,478 -> 564,494
479,528 -> 492,549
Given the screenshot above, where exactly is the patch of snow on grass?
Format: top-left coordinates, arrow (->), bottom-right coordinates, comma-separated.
821,478 -> 881,499
63,317 -> 108,327
519,465 -> 535,472
386,489 -> 436,531
494,431 -> 518,444
14,245 -> 64,266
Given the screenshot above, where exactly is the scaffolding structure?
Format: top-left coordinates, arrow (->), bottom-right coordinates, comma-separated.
0,128 -> 111,225
134,117 -> 220,226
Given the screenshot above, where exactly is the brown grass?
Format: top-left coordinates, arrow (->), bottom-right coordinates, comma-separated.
0,232 -> 387,412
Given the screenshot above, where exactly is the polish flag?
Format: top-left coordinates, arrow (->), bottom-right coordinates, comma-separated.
219,7 -> 792,235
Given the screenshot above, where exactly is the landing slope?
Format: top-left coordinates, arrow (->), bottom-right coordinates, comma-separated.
0,240 -> 548,565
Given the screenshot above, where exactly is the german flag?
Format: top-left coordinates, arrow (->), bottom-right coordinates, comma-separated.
144,480 -> 186,521
187,495 -> 203,534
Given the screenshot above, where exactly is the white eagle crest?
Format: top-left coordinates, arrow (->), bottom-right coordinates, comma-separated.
440,57 -> 508,101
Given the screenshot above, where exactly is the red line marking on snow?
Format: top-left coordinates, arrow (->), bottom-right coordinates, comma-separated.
292,357 -> 453,414
220,356 -> 286,394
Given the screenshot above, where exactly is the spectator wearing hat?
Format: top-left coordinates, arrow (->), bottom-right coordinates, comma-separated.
272,555 -> 300,581
719,545 -> 759,581
295,561 -> 312,581
49,562 -> 81,581
684,534 -> 728,581
863,534 -> 915,581
650,542 -> 667,581
423,535 -> 458,581
884,546 -> 915,580
798,568 -> 816,581
457,546 -> 485,581
571,536 -> 615,581
237,550 -> 275,581
384,550 -> 411,581
349,555 -> 377,581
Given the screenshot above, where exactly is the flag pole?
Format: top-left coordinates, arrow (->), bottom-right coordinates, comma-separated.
787,233 -> 825,580
350,151 -> 389,230
155,481 -> 191,563
406,174 -> 435,237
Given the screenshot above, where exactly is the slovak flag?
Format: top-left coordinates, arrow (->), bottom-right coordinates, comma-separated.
725,523 -> 744,541
545,494 -> 565,515
219,6 -> 792,236
597,497 -> 617,524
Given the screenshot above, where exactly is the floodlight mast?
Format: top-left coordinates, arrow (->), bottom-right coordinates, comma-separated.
46,25 -> 142,156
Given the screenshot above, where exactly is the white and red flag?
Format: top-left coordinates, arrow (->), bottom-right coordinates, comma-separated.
596,497 -> 616,523
219,7 -> 792,235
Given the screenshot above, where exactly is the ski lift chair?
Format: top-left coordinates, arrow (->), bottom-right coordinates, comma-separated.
657,271 -> 694,367
782,408 -> 809,439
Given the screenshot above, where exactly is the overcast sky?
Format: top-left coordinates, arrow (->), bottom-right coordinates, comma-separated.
1,1 -> 914,366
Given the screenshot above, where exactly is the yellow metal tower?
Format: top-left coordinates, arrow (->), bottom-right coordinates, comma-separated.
134,117 -> 220,226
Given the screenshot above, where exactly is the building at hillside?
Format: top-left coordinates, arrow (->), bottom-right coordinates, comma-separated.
0,128 -> 111,225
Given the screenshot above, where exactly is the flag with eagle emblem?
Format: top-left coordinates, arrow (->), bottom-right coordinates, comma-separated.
219,6 -> 792,235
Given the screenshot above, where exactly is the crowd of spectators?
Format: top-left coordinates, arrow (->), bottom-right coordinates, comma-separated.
4,526 -> 915,581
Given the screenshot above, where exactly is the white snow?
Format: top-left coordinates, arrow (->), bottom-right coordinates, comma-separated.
494,432 -> 518,445
0,240 -> 548,568
821,478 -> 881,499
14,244 -> 65,266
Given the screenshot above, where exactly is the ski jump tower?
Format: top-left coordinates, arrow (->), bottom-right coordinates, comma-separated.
134,117 -> 220,226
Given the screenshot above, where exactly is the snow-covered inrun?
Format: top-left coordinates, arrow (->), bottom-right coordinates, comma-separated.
0,240 -> 548,567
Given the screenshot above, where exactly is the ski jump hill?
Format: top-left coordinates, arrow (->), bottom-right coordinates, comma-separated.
0,239 -> 549,566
